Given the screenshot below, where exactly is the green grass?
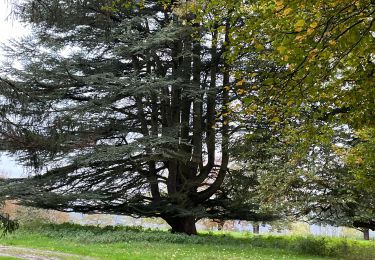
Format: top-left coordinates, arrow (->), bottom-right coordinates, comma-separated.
0,257 -> 21,260
0,223 -> 374,259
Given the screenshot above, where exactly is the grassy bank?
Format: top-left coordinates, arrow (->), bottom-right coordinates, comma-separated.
0,223 -> 374,259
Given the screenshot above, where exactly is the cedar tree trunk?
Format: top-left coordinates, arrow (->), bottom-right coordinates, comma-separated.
165,216 -> 197,235
363,228 -> 370,240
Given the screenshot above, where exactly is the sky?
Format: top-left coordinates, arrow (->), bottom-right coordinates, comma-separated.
0,1 -> 28,42
0,1 -> 29,178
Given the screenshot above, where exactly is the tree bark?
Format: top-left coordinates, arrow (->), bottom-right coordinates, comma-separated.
217,219 -> 225,231
363,228 -> 370,240
253,223 -> 260,234
164,216 -> 197,235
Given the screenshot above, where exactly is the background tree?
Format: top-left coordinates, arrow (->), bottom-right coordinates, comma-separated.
0,213 -> 18,234
0,198 -> 18,234
269,143 -> 375,239
196,0 -> 374,233
233,112 -> 375,239
0,0 -> 277,235
254,0 -> 374,234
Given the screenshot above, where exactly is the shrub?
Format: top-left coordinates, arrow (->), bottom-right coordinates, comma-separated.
292,236 -> 327,256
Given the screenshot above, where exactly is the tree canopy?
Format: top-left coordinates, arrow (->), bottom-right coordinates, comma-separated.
239,0 -> 374,231
0,0 -> 278,234
0,0 -> 373,235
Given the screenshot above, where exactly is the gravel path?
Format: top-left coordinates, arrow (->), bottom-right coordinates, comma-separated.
0,245 -> 99,260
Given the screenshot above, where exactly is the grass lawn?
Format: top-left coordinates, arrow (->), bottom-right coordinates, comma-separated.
0,223 -> 374,259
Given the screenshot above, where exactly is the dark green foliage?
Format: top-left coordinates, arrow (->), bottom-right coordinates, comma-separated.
0,0 -> 277,234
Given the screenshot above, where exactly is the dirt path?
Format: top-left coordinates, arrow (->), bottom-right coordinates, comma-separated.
0,245 -> 99,260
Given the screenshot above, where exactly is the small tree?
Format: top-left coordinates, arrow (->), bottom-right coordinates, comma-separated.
0,201 -> 18,234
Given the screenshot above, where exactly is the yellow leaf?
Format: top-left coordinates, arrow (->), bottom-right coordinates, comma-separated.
275,0 -> 284,10
283,7 -> 293,16
310,21 -> 318,29
307,27 -> 315,35
277,45 -> 287,54
329,40 -> 337,46
235,79 -> 246,86
356,157 -> 364,164
237,89 -> 246,95
295,19 -> 305,27
275,0 -> 284,6
294,19 -> 305,32
295,26 -> 303,32
308,49 -> 318,61
223,86 -> 231,91
295,35 -> 305,42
